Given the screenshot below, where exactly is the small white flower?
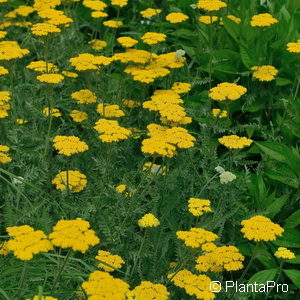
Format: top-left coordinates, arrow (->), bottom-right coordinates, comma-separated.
190,4 -> 197,9
215,166 -> 225,174
12,176 -> 24,185
219,171 -> 236,184
175,49 -> 186,59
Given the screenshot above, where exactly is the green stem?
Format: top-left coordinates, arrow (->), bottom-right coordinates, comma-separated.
130,230 -> 147,277
239,242 -> 259,282
16,261 -> 27,299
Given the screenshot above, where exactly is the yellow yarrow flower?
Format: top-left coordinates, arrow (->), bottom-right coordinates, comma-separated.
27,61 -> 59,73
209,82 -> 247,101
0,41 -> 29,60
287,40 -> 300,53
141,32 -> 166,45
89,39 -> 107,51
274,247 -> 295,260
250,13 -> 278,27
176,228 -> 219,249
31,22 -> 61,36
218,135 -> 253,149
195,246 -> 245,272
116,184 -> 132,197
6,225 -> 53,260
0,66 -> 9,75
52,170 -> 87,192
83,0 -> 107,10
188,198 -> 212,217
52,135 -> 89,156
91,11 -> 108,18
82,271 -> 129,299
103,20 -> 123,28
42,107 -> 61,117
71,89 -> 97,104
16,119 -> 28,125
0,30 -> 7,39
69,53 -> 112,71
49,218 -> 100,253
220,15 -> 241,24
165,12 -> 189,23
199,16 -> 218,24
140,8 -> 161,19
0,145 -> 12,164
111,0 -> 128,7
251,65 -> 278,81
36,73 -> 64,84
96,103 -> 125,117
241,215 -> 284,242
197,0 -> 227,11
138,213 -> 160,228
171,82 -> 192,94
95,250 -> 125,272
70,110 -> 88,122
117,37 -> 138,48
212,108 -> 228,118
62,71 -> 78,78
127,281 -> 170,300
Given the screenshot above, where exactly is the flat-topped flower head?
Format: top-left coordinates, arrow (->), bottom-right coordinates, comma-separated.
176,227 -> 219,249
53,136 -> 88,156
70,110 -> 88,122
166,12 -> 189,23
31,22 -> 61,36
127,281 -> 170,300
212,108 -> 227,118
103,20 -> 123,28
95,250 -> 125,272
37,73 -> 64,84
141,32 -> 166,45
196,245 -> 245,272
71,89 -> 97,104
241,215 -> 284,241
251,65 -> 278,81
82,271 -> 129,299
197,0 -> 227,11
250,13 -> 278,27
171,82 -> 192,94
188,198 -> 212,216
117,37 -> 138,48
26,61 -> 59,73
111,0 -> 128,7
209,82 -> 247,101
0,65 -> 9,75
69,53 -> 112,71
138,213 -> 160,228
0,41 -> 29,60
97,103 -> 125,117
62,71 -> 78,78
218,135 -> 253,149
52,170 -> 87,192
89,39 -> 107,51
94,119 -> 131,142
199,16 -> 219,24
274,247 -> 295,260
6,225 -> 53,260
140,8 -> 161,19
168,269 -> 217,300
83,0 -> 107,10
287,40 -> 300,53
0,145 -> 12,163
49,218 -> 100,252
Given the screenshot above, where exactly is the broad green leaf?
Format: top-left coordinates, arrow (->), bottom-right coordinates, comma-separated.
285,210 -> 300,229
222,16 -> 241,45
283,269 -> 300,288
272,229 -> 300,248
265,166 -> 299,188
247,269 -> 278,285
276,77 -> 293,86
240,46 -> 254,69
286,256 -> 300,264
265,193 -> 290,218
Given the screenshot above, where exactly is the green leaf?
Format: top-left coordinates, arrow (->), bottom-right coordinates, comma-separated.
283,269 -> 300,288
240,46 -> 254,69
272,228 -> 300,248
247,269 -> 278,285
265,193 -> 289,218
285,210 -> 300,229
265,166 -> 299,188
276,77 -> 293,86
286,256 -> 300,264
222,16 -> 241,44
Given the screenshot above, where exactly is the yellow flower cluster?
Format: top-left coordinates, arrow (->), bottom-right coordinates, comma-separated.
103,20 -> 123,28
188,198 -> 212,216
83,0 -> 107,11
82,270 -> 130,299
195,245 -> 245,272
95,250 -> 125,272
70,110 -> 88,122
52,136 -> 89,156
220,15 -> 241,24
0,91 -> 11,118
251,65 -> 278,81
143,89 -> 190,124
49,218 -> 100,252
199,16 -> 219,24
62,70 -> 78,78
52,170 -> 87,192
218,135 -> 253,149
176,228 -> 219,249
71,89 -> 97,104
0,145 -> 12,164
94,119 -> 132,142
212,108 -> 227,118
138,213 -> 160,228
89,39 -> 107,51
5,5 -> 34,18
33,0 -> 61,10
250,13 -> 278,27
140,8 -> 162,19
116,184 -> 132,197
142,124 -> 195,158
27,61 -> 59,73
168,269 -> 217,300
37,73 -> 64,84
0,30 -> 7,38
0,65 -> 9,75
287,40 -> 300,53
117,36 -> 138,48
241,215 -> 284,241
97,103 -> 125,117
111,0 -> 128,7
0,41 -> 29,60
6,225 -> 53,260
37,8 -> 73,26
42,107 -> 61,117
69,53 -> 112,71
197,0 -> 227,12
127,281 -> 169,300
209,82 -> 247,101
141,32 -> 167,45
274,247 -> 295,260
113,49 -> 153,64
91,10 -> 108,18
31,22 -> 61,36
171,82 -> 192,94
166,12 -> 189,23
